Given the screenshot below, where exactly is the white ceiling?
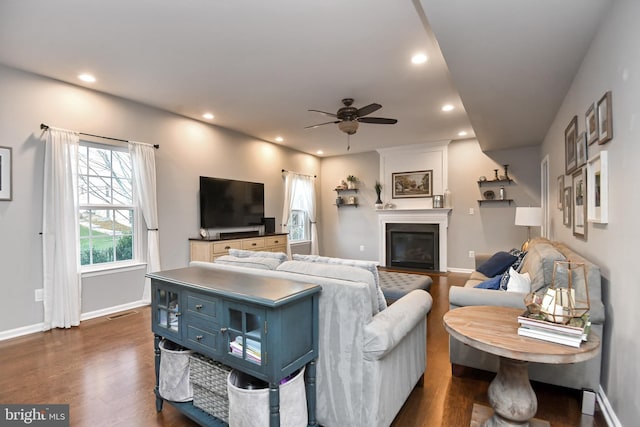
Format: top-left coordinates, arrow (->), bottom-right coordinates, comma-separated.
0,0 -> 611,157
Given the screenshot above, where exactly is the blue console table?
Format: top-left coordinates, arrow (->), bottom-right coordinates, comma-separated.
148,266 -> 321,427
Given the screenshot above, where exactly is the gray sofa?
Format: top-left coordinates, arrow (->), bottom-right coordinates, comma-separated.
190,257 -> 433,427
448,238 -> 605,409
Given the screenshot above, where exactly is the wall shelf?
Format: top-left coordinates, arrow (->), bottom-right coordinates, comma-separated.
336,203 -> 358,208
477,179 -> 514,185
334,188 -> 359,193
478,199 -> 514,205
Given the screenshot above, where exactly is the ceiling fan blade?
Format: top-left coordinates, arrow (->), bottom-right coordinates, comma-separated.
304,120 -> 340,129
358,117 -> 398,124
356,103 -> 382,117
308,109 -> 338,117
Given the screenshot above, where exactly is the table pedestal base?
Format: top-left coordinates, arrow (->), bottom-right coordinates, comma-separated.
471,404 -> 550,427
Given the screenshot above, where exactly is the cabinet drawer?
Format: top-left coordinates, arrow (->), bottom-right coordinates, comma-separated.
241,238 -> 265,250
186,323 -> 221,354
264,236 -> 285,247
186,292 -> 220,320
213,240 -> 242,254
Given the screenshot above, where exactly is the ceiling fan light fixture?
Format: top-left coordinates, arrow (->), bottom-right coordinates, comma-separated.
411,53 -> 428,64
338,120 -> 359,135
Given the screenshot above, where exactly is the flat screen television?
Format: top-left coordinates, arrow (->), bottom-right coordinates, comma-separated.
200,176 -> 265,228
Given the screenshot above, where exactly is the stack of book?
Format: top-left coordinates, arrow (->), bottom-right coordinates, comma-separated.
229,335 -> 262,363
517,313 -> 590,347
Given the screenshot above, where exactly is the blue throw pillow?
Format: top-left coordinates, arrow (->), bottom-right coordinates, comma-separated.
476,251 -> 518,278
474,275 -> 502,290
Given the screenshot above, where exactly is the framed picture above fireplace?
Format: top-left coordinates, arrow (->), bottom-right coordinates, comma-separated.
392,170 -> 433,199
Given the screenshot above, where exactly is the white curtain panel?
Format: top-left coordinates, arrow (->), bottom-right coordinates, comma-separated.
42,128 -> 81,330
129,141 -> 160,303
281,172 -> 294,257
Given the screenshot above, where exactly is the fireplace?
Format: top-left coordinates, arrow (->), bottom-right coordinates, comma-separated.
378,209 -> 450,272
386,223 -> 439,271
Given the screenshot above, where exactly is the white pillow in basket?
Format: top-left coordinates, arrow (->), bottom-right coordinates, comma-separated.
506,267 -> 531,293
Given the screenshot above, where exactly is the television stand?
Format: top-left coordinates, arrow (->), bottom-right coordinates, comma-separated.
189,233 -> 288,262
219,230 -> 260,239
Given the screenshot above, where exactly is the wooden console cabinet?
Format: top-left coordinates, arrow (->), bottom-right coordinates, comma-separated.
190,234 -> 288,262
148,266 -> 320,427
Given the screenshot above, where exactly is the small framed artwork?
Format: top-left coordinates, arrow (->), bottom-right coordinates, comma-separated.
563,187 -> 572,227
0,146 -> 12,201
392,170 -> 433,199
564,115 -> 578,174
576,131 -> 587,168
557,175 -> 564,210
572,167 -> 587,239
585,103 -> 599,145
587,151 -> 608,224
597,91 -> 613,144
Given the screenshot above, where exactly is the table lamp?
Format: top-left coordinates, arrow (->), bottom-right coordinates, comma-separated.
515,207 -> 541,251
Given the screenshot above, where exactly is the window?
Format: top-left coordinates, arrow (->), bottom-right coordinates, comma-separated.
78,143 -> 136,267
288,209 -> 308,242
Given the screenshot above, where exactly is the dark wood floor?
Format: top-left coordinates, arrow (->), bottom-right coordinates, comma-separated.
0,272 -> 607,426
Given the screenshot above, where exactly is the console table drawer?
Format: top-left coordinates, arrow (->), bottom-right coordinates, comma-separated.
186,292 -> 220,320
242,238 -> 265,250
264,236 -> 285,247
186,323 -> 221,355
213,240 -> 242,254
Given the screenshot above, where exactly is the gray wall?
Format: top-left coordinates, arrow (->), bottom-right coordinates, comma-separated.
0,64 -> 319,333
540,1 -> 639,423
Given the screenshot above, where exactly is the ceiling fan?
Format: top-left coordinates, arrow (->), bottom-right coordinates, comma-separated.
305,98 -> 398,136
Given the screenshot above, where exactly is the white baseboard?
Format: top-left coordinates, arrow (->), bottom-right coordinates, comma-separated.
0,300 -> 150,342
598,385 -> 622,427
448,267 -> 474,274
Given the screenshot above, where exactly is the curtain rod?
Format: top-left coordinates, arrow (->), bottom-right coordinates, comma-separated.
281,169 -> 316,178
40,123 -> 159,149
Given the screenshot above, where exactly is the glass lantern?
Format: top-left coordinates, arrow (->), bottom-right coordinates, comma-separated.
540,261 -> 590,324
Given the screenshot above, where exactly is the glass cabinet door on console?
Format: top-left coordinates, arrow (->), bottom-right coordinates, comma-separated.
151,282 -> 182,341
224,301 -> 266,371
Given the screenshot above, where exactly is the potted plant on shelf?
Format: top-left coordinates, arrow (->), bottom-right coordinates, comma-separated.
374,181 -> 383,208
346,175 -> 358,189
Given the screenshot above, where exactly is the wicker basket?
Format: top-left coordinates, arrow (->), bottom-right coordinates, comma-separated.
189,354 -> 232,423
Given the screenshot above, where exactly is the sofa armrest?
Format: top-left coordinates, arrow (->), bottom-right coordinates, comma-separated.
475,253 -> 493,269
449,286 -> 526,309
363,290 -> 432,360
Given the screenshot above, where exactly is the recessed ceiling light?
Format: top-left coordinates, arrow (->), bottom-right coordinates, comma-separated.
202,113 -> 214,120
78,73 -> 96,83
316,150 -> 324,155
458,131 -> 468,137
275,136 -> 284,143
441,104 -> 454,112
411,53 -> 428,64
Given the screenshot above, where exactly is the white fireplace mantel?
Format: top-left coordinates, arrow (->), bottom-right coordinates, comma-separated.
378,208 -> 451,272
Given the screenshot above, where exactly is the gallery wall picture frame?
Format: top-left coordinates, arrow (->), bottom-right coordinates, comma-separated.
597,91 -> 613,145
563,186 -> 572,227
392,170 -> 433,199
585,103 -> 599,145
572,167 -> 587,239
0,146 -> 12,201
587,150 -> 608,224
576,131 -> 587,168
565,115 -> 578,174
557,175 -> 564,210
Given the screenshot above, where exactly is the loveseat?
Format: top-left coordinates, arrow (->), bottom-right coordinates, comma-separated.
190,252 -> 433,427
448,238 -> 605,410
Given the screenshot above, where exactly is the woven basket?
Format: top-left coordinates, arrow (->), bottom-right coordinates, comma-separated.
189,354 -> 232,423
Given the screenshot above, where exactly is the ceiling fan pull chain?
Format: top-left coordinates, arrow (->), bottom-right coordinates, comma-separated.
347,134 -> 351,151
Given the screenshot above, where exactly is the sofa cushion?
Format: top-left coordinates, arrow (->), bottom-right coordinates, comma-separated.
474,275 -> 502,290
506,267 -> 531,293
277,260 -> 381,315
519,240 -> 566,292
214,255 -> 282,270
228,249 -> 288,263
292,254 -> 387,312
476,251 -> 517,277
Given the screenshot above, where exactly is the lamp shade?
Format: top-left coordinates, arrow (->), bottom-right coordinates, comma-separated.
515,207 -> 542,227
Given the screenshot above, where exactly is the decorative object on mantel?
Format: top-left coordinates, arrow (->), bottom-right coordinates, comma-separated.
346,175 -> 358,189
514,207 -> 541,251
432,195 -> 443,208
383,202 -> 395,209
374,181 -> 383,209
392,170 -> 433,198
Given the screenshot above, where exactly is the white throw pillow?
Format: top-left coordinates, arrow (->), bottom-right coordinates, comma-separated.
506,267 -> 531,293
